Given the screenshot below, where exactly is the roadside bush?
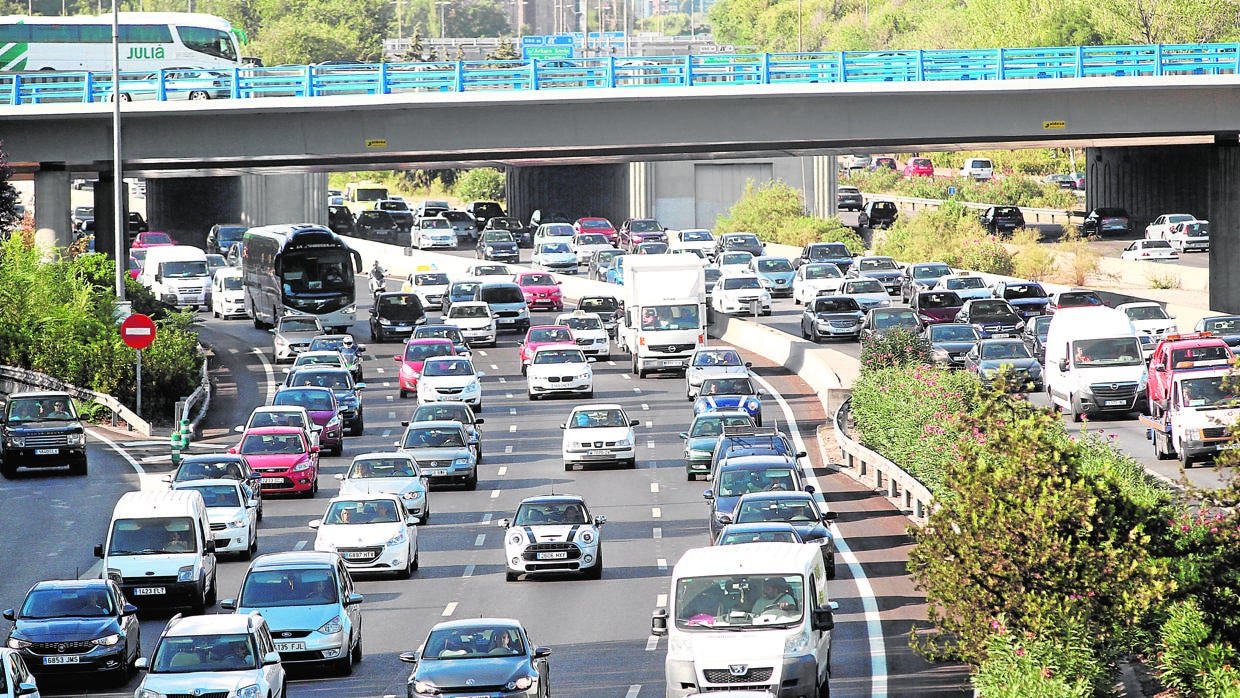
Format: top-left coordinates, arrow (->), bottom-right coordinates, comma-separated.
876,204 -> 1015,274
1053,228 -> 1101,286
454,167 -> 505,203
842,163 -> 1077,209
857,327 -> 931,370
1010,229 -> 1058,281
1157,600 -> 1240,697
972,618 -> 1103,698
715,180 -> 863,253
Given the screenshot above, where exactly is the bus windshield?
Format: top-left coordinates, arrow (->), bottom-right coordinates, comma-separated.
281,251 -> 354,294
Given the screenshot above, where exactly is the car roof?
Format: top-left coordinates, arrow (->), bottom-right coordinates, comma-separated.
7,391 -> 73,399
408,338 -> 455,346
518,494 -> 586,505
352,451 -> 416,461
718,456 -> 797,469
249,551 -> 340,570
242,426 -> 308,435
328,492 -> 403,504
737,491 -> 815,502
30,578 -> 112,592
570,403 -> 624,411
719,522 -> 799,533
404,419 -> 465,430
181,453 -> 248,463
166,613 -> 262,636
432,618 -> 524,631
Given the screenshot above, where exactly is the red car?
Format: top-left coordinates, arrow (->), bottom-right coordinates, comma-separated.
518,325 -> 576,373
515,271 -> 564,311
130,231 -> 176,249
229,426 -> 319,497
574,217 -> 618,244
394,338 -> 458,398
902,157 -> 934,177
1147,334 -> 1234,415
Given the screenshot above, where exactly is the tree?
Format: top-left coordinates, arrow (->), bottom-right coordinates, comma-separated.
486,37 -> 520,61
450,0 -> 511,38
455,167 -> 505,202
0,145 -> 21,237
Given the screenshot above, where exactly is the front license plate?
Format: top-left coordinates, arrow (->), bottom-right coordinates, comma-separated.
275,642 -> 306,652
134,587 -> 165,596
1103,400 -> 1127,407
34,448 -> 59,455
44,655 -> 80,665
261,477 -> 284,485
498,318 -> 516,324
658,360 -> 683,368
342,551 -> 373,560
588,450 -> 610,456
537,551 -> 569,560
1219,442 -> 1240,450
431,469 -> 449,476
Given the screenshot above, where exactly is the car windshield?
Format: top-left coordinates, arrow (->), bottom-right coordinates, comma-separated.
719,528 -> 800,545
1203,317 -> 1240,334
273,388 -> 335,411
162,261 -> 208,278
693,350 -> 743,367
481,286 -> 524,304
1003,284 -> 1046,300
980,342 -> 1032,360
533,349 -> 586,365
1125,305 -> 1170,321
630,220 -> 661,233
442,211 -> 471,222
379,201 -> 410,211
5,396 -> 78,422
247,411 -> 307,430
682,231 -> 713,241
240,433 -> 305,455
578,297 -> 619,313
913,264 -> 951,279
450,305 -> 490,319
705,268 -> 723,283
638,243 -> 669,254
151,634 -> 258,673
757,259 -> 793,273
21,586 -> 115,619
968,300 -> 1013,318
1141,240 -> 1173,250
540,243 -> 572,255
873,311 -> 918,330
701,377 -> 755,395
803,264 -> 842,280
402,425 -> 466,448
812,298 -> 860,313
529,328 -> 572,343
945,277 -> 986,290
521,274 -> 555,286
377,295 -> 424,321
929,325 -> 980,342
859,258 -> 897,271
568,408 -> 629,428
451,283 -> 481,297
918,292 -> 961,309
403,343 -> 454,362
325,498 -> 402,524
422,359 -> 474,377
675,574 -> 804,629
577,234 -> 608,245
561,316 -> 602,331
413,404 -> 472,423
292,371 -> 350,390
221,275 -> 243,291
808,244 -> 849,259
142,233 -> 173,245
1071,338 -> 1144,367
515,502 -> 589,525
415,327 -> 463,343
280,317 -> 320,333
108,516 -> 197,555
1031,316 -> 1053,334
1181,376 -> 1238,408
735,496 -> 820,523
846,279 -> 883,294
348,457 -> 418,478
640,304 -> 700,331
295,354 -> 343,368
721,253 -> 753,265
482,232 -> 515,243
423,625 -> 526,660
179,484 -> 241,508
717,467 -> 795,497
542,225 -> 574,237
722,277 -> 761,291
1096,208 -> 1128,217
1059,292 -> 1103,307
689,414 -> 754,437
421,219 -> 450,229
726,235 -> 759,247
579,218 -> 612,228
174,457 -> 246,481
415,274 -> 450,286
239,568 -> 338,608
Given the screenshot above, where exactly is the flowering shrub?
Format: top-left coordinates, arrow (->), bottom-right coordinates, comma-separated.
874,205 -> 1016,275
972,617 -> 1102,698
715,180 -> 864,252
857,327 -> 932,370
1157,600 -> 1240,697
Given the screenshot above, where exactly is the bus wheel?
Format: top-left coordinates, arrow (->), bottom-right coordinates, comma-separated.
188,91 -> 210,100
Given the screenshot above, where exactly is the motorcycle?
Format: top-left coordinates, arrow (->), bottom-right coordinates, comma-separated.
368,271 -> 386,300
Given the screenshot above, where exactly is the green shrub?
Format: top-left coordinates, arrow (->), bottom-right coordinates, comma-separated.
876,205 -> 1015,274
857,327 -> 931,370
1157,600 -> 1240,697
716,180 -> 863,253
454,167 -> 505,203
972,619 -> 1103,698
843,163 -> 1078,210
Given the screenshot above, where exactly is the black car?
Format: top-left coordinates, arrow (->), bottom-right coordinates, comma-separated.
485,216 -> 531,247
465,200 -> 505,230
400,620 -> 550,698
992,280 -> 1049,318
794,242 -> 853,272
374,200 -> 414,231
955,298 -> 1024,338
167,453 -> 263,518
859,307 -> 919,342
127,211 -> 148,235
849,256 -> 903,295
900,261 -> 953,302
923,323 -> 981,368
441,281 -> 482,315
713,232 -> 765,260
354,210 -> 401,241
1081,207 -> 1132,236
800,295 -> 864,342
206,223 -> 247,255
979,206 -> 1025,234
476,230 -> 520,262
4,579 -> 142,682
1196,315 -> 1240,349
327,205 -> 354,236
0,391 -> 88,479
370,292 -> 427,343
964,339 -> 1044,391
862,200 -> 898,229
1022,314 -> 1053,363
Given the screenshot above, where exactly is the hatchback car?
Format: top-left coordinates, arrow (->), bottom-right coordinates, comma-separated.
555,310 -> 610,358
129,231 -> 175,250
716,251 -> 756,276
394,419 -> 479,488
4,579 -> 140,683
271,314 -> 324,363
679,411 -> 756,480
410,401 -> 486,462
860,307 -> 920,342
413,218 -> 457,249
561,404 -> 639,470
862,200 -> 898,229
285,367 -> 366,435
900,261 -> 953,303
307,334 -> 366,382
684,348 -> 751,399
979,206 -> 1025,234
369,292 -> 427,343
404,271 -> 452,310
416,357 -> 485,411
839,278 -> 891,311
715,522 -> 804,546
515,272 -> 564,312
229,427 -> 319,498
269,387 -> 343,457
912,290 -> 965,326
714,232 -> 765,259
794,242 -> 853,273
173,479 -> 259,559
573,217 -> 618,244
750,256 -> 796,297
394,338 -> 458,399
134,613 -> 285,698
476,231 -> 520,263
1081,207 -> 1132,236
902,157 -> 934,177
695,376 -> 765,426
532,241 -> 578,274
499,495 -> 607,581
310,495 -> 420,578
800,295 -> 865,342
441,281 -> 482,315
336,453 -> 431,522
399,619 -> 550,698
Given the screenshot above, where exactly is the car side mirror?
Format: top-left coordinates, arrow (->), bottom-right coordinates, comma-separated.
534,646 -> 552,658
651,607 -> 669,636
204,540 -> 216,553
1059,358 -> 1069,372
797,451 -> 808,458
263,651 -> 282,666
94,543 -> 104,558
135,657 -> 150,671
1,609 -> 13,621
227,447 -> 238,454
160,474 -> 173,483
474,418 -> 485,424
345,592 -> 364,606
334,473 -> 345,481
718,513 -> 733,524
393,355 -> 402,362
703,489 -> 714,500
498,518 -> 511,528
678,432 -> 689,439
811,605 -> 835,632
233,425 -> 245,433
560,423 -> 567,429
121,602 -> 138,615
630,419 -> 640,427
822,510 -> 838,521
308,520 -> 321,529
220,599 -> 237,610
310,445 -> 320,453
355,383 -> 366,391
1154,364 -> 1166,372
595,515 -> 608,525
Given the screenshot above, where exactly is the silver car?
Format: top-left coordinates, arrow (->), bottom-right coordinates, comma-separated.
335,452 -> 432,522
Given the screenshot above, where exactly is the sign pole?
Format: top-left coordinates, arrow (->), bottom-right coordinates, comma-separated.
136,348 -> 142,418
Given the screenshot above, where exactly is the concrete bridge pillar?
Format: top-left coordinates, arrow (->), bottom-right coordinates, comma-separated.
91,171 -> 127,262
33,166 -> 72,252
506,164 -> 630,226
1209,142 -> 1240,313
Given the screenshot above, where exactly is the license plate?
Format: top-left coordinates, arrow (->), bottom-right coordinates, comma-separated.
134,587 -> 165,595
498,318 -> 516,324
431,469 -> 449,476
44,656 -> 80,665
342,551 -> 373,560
658,360 -> 683,368
1219,442 -> 1240,450
34,448 -> 59,455
275,642 -> 306,652
588,450 -> 610,456
261,477 -> 284,485
537,551 -> 569,560
1103,400 -> 1127,406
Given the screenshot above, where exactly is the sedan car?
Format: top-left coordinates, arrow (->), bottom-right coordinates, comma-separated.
373,199 -> 414,231
849,256 -> 903,295
286,367 -> 366,435
369,292 -> 427,343
714,232 -> 765,259
705,458 -> 808,542
679,411 -> 756,480
404,271 -> 452,310
440,210 -> 477,241
924,323 -> 982,368
859,307 -> 920,342
415,357 -> 485,411
229,426 -> 320,498
728,491 -> 836,578
933,274 -> 991,301
354,210 -> 401,241
1120,239 -> 1180,262
750,256 -> 796,297
836,185 -> 863,211
561,404 -> 639,470
800,295 -> 864,342
839,278 -> 891,312
1194,315 -> 1240,349
669,229 -> 716,256
573,217 -> 618,244
694,376 -> 764,426
269,387 -> 343,457
684,347 -> 751,399
515,272 -> 564,311
484,216 -> 531,247
129,231 -> 175,250
443,301 -> 497,347
531,241 -> 579,274
1047,289 -> 1105,313
900,261 -> 953,303
336,452 -> 431,522
1081,207 -> 1132,236
500,495 -> 606,581
716,251 -> 756,276
711,274 -> 772,316
518,325 -> 576,373
271,314 -> 324,363
399,619 -> 550,698
570,233 -> 613,265
394,419 -> 479,488
555,310 -> 611,358
173,479 -> 259,559
964,338 -> 1044,391
476,231 -> 521,263
1145,213 -> 1197,240
618,218 -> 667,250
409,401 -> 486,463
992,280 -> 1049,319
526,346 -> 593,400
912,290 -> 964,326
956,298 -> 1024,338
792,263 -> 846,304
3,579 -> 140,683
979,206 -> 1025,234
310,495 -> 419,578
794,242 -> 853,272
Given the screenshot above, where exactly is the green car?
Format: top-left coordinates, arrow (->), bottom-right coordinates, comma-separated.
679,411 -> 756,481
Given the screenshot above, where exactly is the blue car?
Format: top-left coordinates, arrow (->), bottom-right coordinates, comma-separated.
693,375 -> 764,426
751,256 -> 796,298
604,255 -> 627,285
993,281 -> 1050,319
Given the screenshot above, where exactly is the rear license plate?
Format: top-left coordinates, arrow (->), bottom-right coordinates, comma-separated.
261,477 -> 284,485
275,642 -> 306,652
588,450 -> 610,456
431,469 -> 449,476
537,551 -> 569,560
44,655 -> 80,665
134,587 -> 165,595
34,448 -> 59,455
1103,400 -> 1127,407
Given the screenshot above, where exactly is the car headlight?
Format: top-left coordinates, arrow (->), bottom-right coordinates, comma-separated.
344,304 -> 357,314
228,515 -> 248,529
1138,373 -> 1148,391
7,638 -> 30,649
746,398 -> 761,410
616,436 -> 633,447
980,368 -> 997,379
67,432 -> 86,446
784,630 -> 813,656
508,676 -> 536,691
453,457 -> 470,468
177,565 -> 198,583
236,685 -> 261,698
91,633 -> 121,647
137,689 -> 161,698
509,532 -> 524,545
387,530 -> 407,547
931,348 -> 950,361
6,435 -> 23,447
317,616 -> 343,634
465,381 -> 480,393
1015,321 -> 1025,331
413,680 -> 441,695
580,530 -> 595,544
403,491 -> 424,500
1027,363 -> 1042,375
379,318 -> 392,325
291,458 -> 314,472
688,449 -> 712,459
485,246 -> 494,253
879,299 -> 891,307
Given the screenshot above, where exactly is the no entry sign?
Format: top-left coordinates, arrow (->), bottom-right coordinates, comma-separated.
120,313 -> 157,350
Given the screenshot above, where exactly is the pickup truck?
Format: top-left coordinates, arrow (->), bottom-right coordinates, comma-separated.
1146,333 -> 1233,416
1142,367 -> 1240,467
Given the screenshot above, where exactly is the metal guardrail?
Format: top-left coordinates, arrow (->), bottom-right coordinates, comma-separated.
0,365 -> 152,437
832,398 -> 934,525
858,192 -> 1081,225
2,42 -> 1237,105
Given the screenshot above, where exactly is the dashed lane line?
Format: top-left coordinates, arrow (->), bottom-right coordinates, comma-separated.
650,482 -> 659,493
641,403 -> 649,411
653,527 -> 662,539
441,602 -> 457,617
498,466 -> 508,476
463,564 -> 475,578
491,489 -> 501,499
651,507 -> 662,518
293,540 -> 308,551
645,636 -> 659,651
657,559 -> 667,570
509,425 -> 518,432
474,534 -> 486,546
626,685 -> 641,698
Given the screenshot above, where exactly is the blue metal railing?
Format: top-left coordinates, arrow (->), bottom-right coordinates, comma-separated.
1,42 -> 1236,106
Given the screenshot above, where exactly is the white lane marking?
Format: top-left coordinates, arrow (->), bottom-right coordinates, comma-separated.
622,374 -> 631,380
387,411 -> 396,419
653,527 -> 662,539
86,429 -> 144,475
506,393 -> 514,399
633,387 -> 641,393
251,349 -> 276,403
656,593 -> 668,607
645,420 -> 653,428
647,441 -> 656,449
386,395 -> 394,401
650,482 -> 659,493
645,636 -> 659,651
382,430 -> 392,438
227,347 -> 239,354
656,559 -> 667,570
491,489 -> 501,499
463,564 -> 475,578
509,408 -> 517,415
441,602 -> 457,617
498,466 -> 508,476
498,377 -> 507,384
749,372 -> 888,696
140,455 -> 170,464
651,507 -> 662,518
481,513 -> 493,524
376,367 -> 385,374
641,403 -> 649,411
491,364 -> 499,370
474,534 -> 486,546
509,425 -> 518,432
383,381 -> 391,388
607,360 -> 616,366
478,350 -> 489,357
626,686 -> 641,698
293,540 -> 308,551
504,445 -> 513,454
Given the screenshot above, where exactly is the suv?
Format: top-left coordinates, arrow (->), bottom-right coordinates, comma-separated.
794,242 -> 853,272
465,201 -> 505,230
979,206 -> 1025,234
369,292 -> 426,343
618,218 -> 668,250
0,391 -> 88,479
713,232 -> 765,260
862,200 -> 898,229
134,613 -> 286,698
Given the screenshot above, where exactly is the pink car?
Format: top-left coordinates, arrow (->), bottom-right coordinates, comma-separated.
229,426 -> 319,497
574,217 -> 618,244
518,325 -> 576,373
902,158 -> 934,177
270,386 -> 344,457
394,338 -> 458,399
130,231 -> 176,249
515,272 -> 563,311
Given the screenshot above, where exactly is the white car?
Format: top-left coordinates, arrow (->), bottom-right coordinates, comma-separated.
134,614 -> 285,698
211,267 -> 245,319
711,273 -> 772,316
335,452 -> 431,523
1117,301 -> 1179,352
404,271 -> 452,309
271,314 -> 324,362
464,263 -> 513,280
416,356 -> 485,411
310,494 -> 420,577
717,251 -> 755,276
685,347 -> 751,399
236,404 -> 330,452
571,233 -> 614,265
414,219 -> 457,249
0,648 -> 38,698
533,223 -> 575,246
555,310 -> 610,358
1166,220 -> 1209,252
527,346 -> 594,400
1144,213 -> 1197,240
531,241 -> 579,274
499,494 -> 607,581
793,263 -> 847,304
933,274 -> 992,300
444,301 -> 497,347
839,278 -> 892,312
561,403 -> 638,470
669,228 -> 716,256
1120,239 -> 1181,262
173,479 -> 259,559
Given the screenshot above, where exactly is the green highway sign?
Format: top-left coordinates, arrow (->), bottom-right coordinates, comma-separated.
525,46 -> 573,60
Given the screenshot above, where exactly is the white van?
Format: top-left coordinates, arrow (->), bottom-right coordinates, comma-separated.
651,543 -> 836,698
138,245 -> 211,309
93,490 -> 218,613
211,267 -> 246,319
1045,307 -> 1148,422
959,157 -> 994,181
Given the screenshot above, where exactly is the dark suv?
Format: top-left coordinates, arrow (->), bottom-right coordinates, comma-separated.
618,218 -> 668,251
370,292 -> 427,343
794,242 -> 853,272
354,210 -> 400,241
979,206 -> 1025,234
713,232 -> 765,260
1,391 -> 88,478
862,200 -> 898,229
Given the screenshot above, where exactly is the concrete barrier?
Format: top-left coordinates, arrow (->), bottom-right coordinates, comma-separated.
833,399 -> 933,524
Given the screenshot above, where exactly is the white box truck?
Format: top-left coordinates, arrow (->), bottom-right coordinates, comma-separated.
618,255 -> 707,378
651,543 -> 836,698
138,245 -> 211,309
1045,306 -> 1148,422
1140,367 -> 1240,467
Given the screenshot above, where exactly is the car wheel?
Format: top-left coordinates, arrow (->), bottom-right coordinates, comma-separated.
399,388 -> 408,398
585,548 -> 603,580
625,458 -> 637,469
205,574 -> 217,606
398,552 -> 414,579
800,322 -> 809,339
563,461 -> 573,472
1069,395 -> 1083,423
528,391 -> 536,400
586,391 -> 594,399
188,90 -> 210,100
331,443 -> 343,457
336,648 -> 354,676
506,569 -> 520,582
1153,430 -> 1173,460
351,636 -> 363,663
1178,442 -> 1193,469
71,459 -> 88,476
465,471 -> 478,490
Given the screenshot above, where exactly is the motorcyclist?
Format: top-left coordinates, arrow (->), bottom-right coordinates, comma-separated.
369,260 -> 386,281
368,261 -> 386,298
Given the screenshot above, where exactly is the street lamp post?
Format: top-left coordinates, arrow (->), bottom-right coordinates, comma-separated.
436,1 -> 450,39
111,1 -> 124,301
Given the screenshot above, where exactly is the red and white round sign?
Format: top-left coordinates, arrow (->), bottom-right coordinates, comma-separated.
120,313 -> 157,350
